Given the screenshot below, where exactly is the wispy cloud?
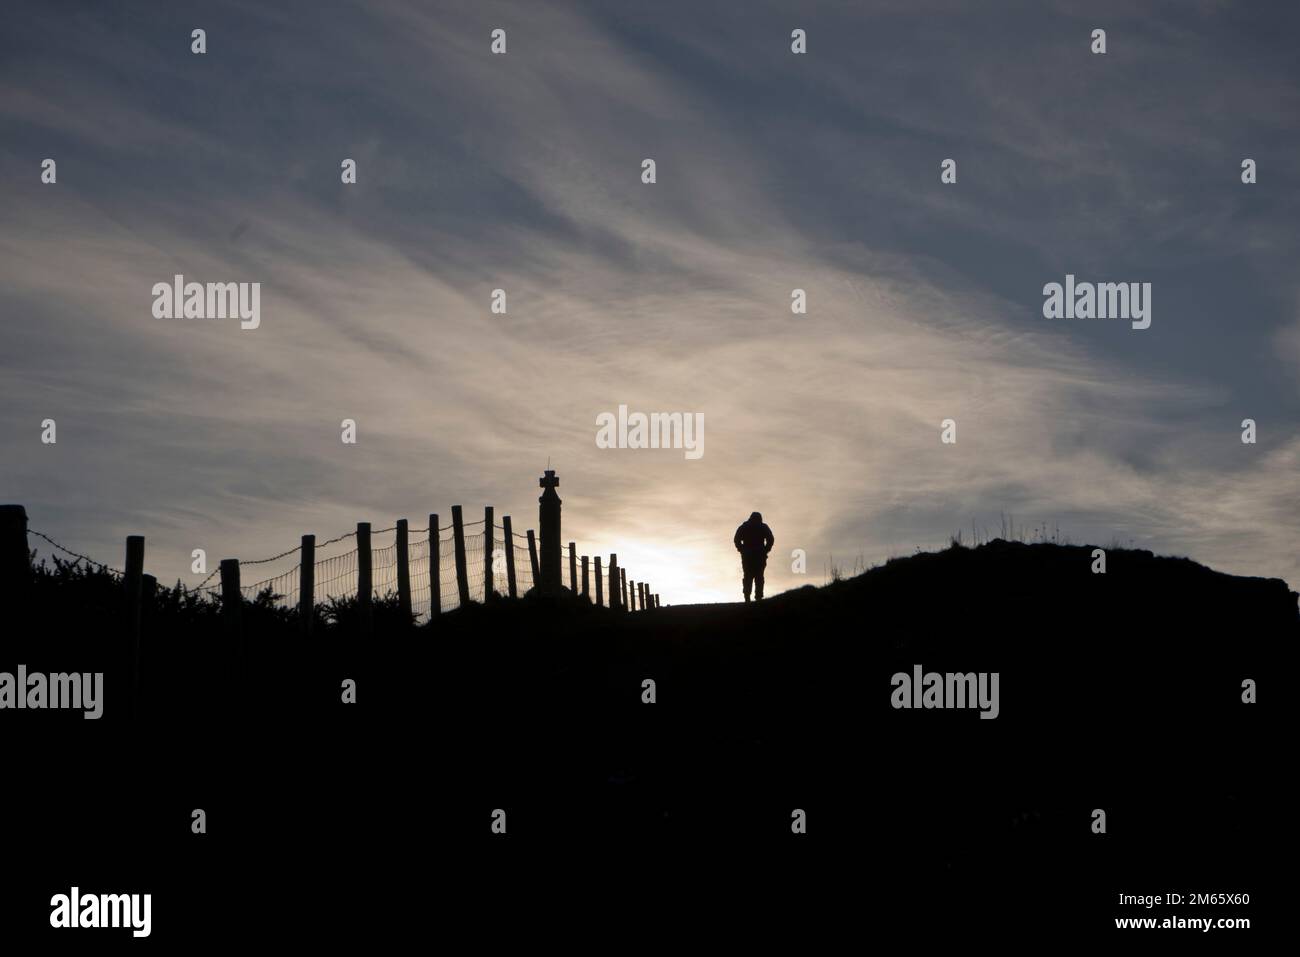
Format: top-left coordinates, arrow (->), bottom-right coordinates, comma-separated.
2,0 -> 1296,601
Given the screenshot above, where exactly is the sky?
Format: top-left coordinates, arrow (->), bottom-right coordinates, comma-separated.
2,0 -> 1298,605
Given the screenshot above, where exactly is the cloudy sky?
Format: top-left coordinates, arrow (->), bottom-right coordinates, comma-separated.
3,0 -> 1297,604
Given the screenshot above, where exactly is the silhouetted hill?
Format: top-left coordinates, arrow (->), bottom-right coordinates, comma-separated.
429,540 -> 1292,931
6,541 -> 1292,940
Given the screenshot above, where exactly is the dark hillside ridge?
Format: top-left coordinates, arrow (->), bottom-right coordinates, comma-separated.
5,540 -> 1291,939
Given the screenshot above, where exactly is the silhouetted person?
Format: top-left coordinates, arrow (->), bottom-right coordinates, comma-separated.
734,511 -> 774,602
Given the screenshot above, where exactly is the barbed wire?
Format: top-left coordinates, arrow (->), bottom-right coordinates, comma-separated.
240,544 -> 303,567
94,524 -> 451,593
315,529 -> 358,549
29,523 -> 661,606
197,526 -> 363,587
28,529 -> 125,575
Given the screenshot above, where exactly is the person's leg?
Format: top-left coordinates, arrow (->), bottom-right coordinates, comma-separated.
741,554 -> 754,601
755,555 -> 767,600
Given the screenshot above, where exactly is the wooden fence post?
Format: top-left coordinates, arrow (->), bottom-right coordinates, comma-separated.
527,530 -> 539,584
124,535 -> 144,715
451,506 -> 469,607
139,573 -> 156,712
396,519 -> 412,626
219,558 -> 243,677
484,506 -> 495,601
595,557 -> 603,607
357,522 -> 373,636
568,543 -> 577,593
639,582 -> 647,612
581,556 -> 590,600
620,568 -> 628,612
608,554 -> 620,611
0,505 -> 29,597
299,534 -> 315,636
502,515 -> 518,598
629,580 -> 636,612
429,514 -> 441,617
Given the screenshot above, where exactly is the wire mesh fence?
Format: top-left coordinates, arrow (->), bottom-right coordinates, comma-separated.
437,531 -> 461,613
513,531 -> 536,595
242,564 -> 300,608
315,549 -> 358,605
407,536 -> 432,619
25,500 -> 658,628
234,524 -> 490,621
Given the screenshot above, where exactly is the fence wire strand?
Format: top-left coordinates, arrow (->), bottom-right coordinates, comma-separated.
28,529 -> 124,577
27,516 -> 656,619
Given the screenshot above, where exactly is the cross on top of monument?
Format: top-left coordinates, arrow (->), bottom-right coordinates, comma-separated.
539,469 -> 559,489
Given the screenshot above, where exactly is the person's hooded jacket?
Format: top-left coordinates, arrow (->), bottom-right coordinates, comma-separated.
734,513 -> 774,556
